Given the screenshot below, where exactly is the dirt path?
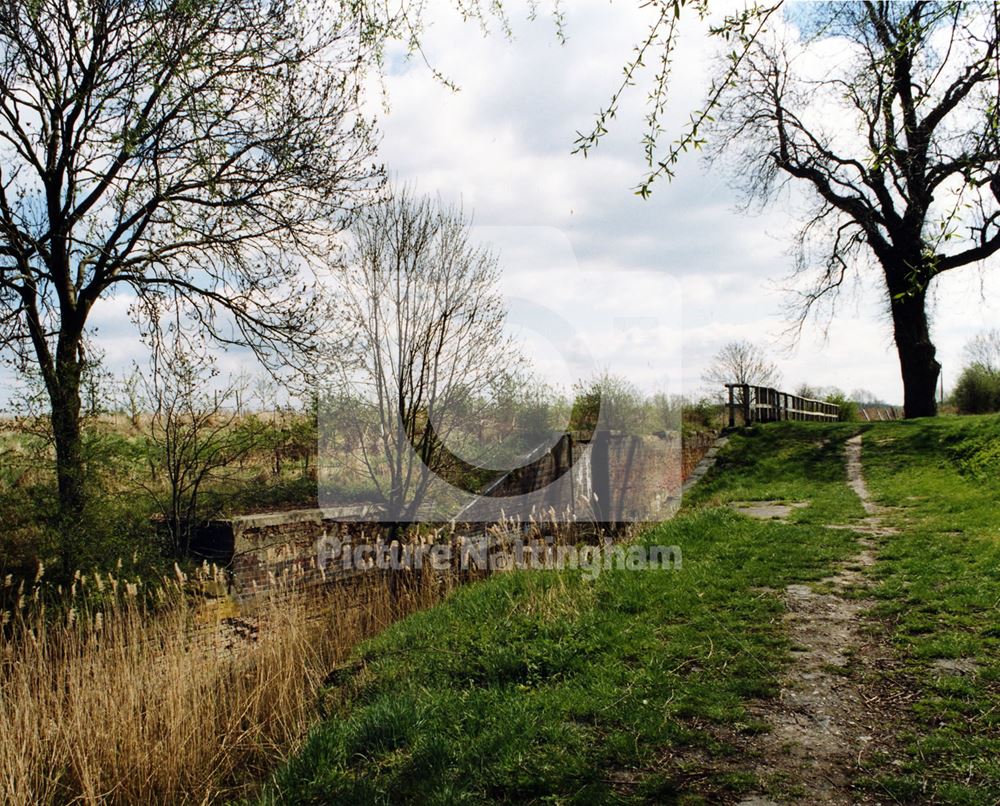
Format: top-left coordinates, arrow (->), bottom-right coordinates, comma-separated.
737,435 -> 899,806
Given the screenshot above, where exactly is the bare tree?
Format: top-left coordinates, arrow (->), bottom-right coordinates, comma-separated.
702,340 -> 780,398
0,0 -> 378,532
143,341 -> 262,557
118,366 -> 144,431
323,188 -> 520,524
708,2 -> 1000,417
964,328 -> 1000,372
849,388 -> 885,407
568,2 -> 1000,418
79,345 -> 112,420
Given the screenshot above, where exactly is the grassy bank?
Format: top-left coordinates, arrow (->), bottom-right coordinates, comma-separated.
261,423 -> 867,804
263,417 -> 1000,804
862,416 -> 1000,803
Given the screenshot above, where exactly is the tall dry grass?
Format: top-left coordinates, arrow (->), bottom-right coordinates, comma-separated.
0,514 -> 605,804
0,561 -> 450,805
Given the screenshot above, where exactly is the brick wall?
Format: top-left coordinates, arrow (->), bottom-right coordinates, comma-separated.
196,429 -> 715,594
192,506 -> 377,596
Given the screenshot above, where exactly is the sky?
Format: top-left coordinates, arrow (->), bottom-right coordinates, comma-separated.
4,0 -> 1000,409
360,0 -> 1000,405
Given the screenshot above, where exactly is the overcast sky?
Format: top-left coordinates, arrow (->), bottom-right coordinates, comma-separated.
6,0 -> 999,408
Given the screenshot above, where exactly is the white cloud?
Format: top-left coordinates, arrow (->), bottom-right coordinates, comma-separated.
365,0 -> 1000,406
6,0 -> 999,410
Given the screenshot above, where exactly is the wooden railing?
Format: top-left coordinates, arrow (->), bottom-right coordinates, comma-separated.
859,406 -> 900,421
725,384 -> 839,427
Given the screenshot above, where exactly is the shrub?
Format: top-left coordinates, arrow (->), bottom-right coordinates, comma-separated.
682,398 -> 723,433
952,363 -> 1000,414
823,392 -> 859,422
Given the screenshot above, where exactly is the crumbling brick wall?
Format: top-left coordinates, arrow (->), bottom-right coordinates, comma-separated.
192,506 -> 377,596
196,429 -> 713,593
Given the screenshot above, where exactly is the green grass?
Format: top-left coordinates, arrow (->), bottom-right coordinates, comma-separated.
860,415 -> 1000,804
259,422 -> 866,804
0,419 -> 327,581
685,421 -> 867,524
258,417 -> 1000,804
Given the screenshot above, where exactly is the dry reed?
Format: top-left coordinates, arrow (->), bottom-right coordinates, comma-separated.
0,559 -> 449,805
0,513 -> 600,804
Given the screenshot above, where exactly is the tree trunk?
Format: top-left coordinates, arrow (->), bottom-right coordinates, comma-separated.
48,330 -> 87,566
888,284 -> 940,418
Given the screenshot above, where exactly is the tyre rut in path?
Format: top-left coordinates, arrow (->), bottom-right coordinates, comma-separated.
737,434 -> 899,806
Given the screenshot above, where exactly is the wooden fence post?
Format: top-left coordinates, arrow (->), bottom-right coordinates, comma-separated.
591,430 -> 611,525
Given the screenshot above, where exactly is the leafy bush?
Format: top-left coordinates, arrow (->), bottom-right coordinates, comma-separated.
823,391 -> 859,422
568,373 -> 646,434
682,398 -> 722,433
952,363 -> 1000,414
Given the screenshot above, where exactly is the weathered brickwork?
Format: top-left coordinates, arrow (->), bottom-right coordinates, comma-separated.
195,430 -> 717,595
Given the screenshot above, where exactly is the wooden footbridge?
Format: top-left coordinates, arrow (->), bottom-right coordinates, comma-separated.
725,384 -> 840,427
